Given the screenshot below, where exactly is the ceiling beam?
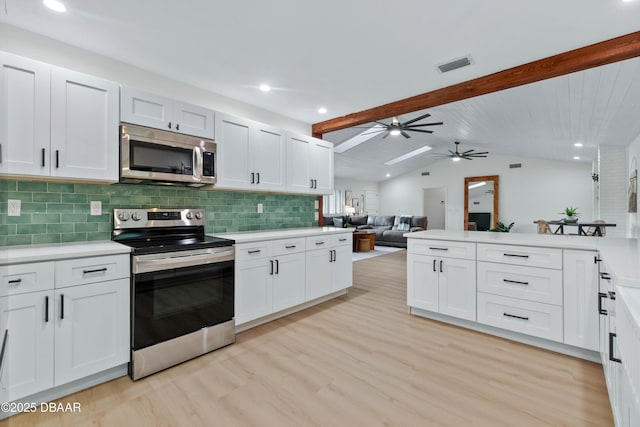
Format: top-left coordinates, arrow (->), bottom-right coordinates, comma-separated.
312,30 -> 640,138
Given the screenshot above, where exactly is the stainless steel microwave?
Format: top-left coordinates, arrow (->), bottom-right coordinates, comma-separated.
120,123 -> 216,187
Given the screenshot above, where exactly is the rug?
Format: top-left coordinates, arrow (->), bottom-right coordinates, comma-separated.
352,245 -> 405,262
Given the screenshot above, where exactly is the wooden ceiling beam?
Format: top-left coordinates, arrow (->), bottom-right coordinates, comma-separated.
311,30 -> 640,138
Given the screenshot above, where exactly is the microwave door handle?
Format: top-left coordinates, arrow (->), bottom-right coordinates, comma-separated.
193,146 -> 203,181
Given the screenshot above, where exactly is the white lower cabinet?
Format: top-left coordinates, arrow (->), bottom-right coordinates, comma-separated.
407,241 -> 476,321
305,234 -> 353,301
0,255 -> 130,403
273,253 -> 306,312
563,250 -> 599,351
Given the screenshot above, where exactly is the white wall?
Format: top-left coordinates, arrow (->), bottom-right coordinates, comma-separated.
379,154 -> 593,233
334,178 -> 379,215
598,146 -> 628,238
0,24 -> 309,134
628,134 -> 640,238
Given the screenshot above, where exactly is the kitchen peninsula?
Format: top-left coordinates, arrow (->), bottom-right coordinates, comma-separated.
406,229 -> 640,425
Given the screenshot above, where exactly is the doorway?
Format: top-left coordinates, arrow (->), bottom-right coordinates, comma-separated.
423,187 -> 446,230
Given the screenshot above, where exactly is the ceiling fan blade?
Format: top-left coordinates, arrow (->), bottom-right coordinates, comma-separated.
404,129 -> 434,134
468,151 -> 489,156
381,131 -> 390,139
374,121 -> 390,128
462,157 -> 473,160
400,130 -> 411,139
402,113 -> 432,126
448,150 -> 456,156
405,122 -> 444,128
461,149 -> 475,154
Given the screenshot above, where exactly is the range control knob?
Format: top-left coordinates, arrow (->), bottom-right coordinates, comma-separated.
117,211 -> 131,221
131,211 -> 142,221
185,211 -> 194,220
195,211 -> 203,220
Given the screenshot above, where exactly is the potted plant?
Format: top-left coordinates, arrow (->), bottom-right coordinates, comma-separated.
560,206 -> 579,223
489,221 -> 514,232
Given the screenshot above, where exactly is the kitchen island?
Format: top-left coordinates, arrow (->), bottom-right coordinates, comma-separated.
406,230 -> 640,425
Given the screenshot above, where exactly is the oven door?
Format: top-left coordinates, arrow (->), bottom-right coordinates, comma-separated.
132,249 -> 234,350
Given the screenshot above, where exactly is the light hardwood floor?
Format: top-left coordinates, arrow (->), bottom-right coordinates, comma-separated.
5,250 -> 612,426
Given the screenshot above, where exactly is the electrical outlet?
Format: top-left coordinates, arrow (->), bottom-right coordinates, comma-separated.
257,203 -> 263,213
90,201 -> 102,216
8,199 -> 21,216
314,200 -> 319,209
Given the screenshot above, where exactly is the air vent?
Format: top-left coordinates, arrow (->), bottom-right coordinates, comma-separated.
437,56 -> 472,73
509,163 -> 522,169
421,171 -> 430,176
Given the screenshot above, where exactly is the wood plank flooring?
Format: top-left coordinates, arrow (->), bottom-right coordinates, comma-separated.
4,250 -> 613,426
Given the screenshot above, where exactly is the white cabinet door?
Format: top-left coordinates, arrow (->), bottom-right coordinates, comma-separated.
253,124 -> 286,192
50,68 -> 119,181
407,254 -> 439,312
172,101 -> 214,139
235,257 -> 273,325
273,252 -> 306,312
0,291 -> 54,402
310,138 -> 334,195
215,113 -> 252,189
54,279 -> 129,386
120,86 -> 172,131
563,250 -> 599,351
286,133 -> 312,193
438,258 -> 476,321
0,53 -> 50,176
306,248 -> 332,301
331,245 -> 352,292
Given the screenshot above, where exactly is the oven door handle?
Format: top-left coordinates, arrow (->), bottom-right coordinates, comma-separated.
133,249 -> 234,274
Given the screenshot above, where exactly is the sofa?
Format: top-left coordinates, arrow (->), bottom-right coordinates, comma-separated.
322,214 -> 428,248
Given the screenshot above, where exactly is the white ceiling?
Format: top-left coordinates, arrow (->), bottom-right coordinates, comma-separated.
2,0 -> 640,181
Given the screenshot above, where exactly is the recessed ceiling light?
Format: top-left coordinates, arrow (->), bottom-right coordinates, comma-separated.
318,107 -> 327,114
386,174 -> 391,178
573,156 -> 581,160
574,142 -> 583,147
384,146 -> 432,165
43,0 -> 66,12
259,84 -> 271,92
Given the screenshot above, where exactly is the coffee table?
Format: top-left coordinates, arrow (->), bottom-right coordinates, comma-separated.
352,230 -> 375,252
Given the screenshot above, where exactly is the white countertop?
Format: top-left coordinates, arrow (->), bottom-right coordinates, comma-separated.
406,230 -> 640,286
210,227 -> 351,244
0,241 -> 131,265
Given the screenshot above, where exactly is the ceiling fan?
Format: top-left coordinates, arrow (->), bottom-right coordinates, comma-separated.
435,141 -> 489,161
358,113 -> 443,139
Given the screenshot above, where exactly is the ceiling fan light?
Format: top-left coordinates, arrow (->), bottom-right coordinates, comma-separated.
452,157 -> 462,162
389,128 -> 401,136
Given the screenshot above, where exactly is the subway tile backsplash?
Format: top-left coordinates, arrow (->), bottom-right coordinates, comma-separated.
1,180 -> 317,247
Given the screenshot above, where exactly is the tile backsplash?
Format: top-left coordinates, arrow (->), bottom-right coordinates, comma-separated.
0,180 -> 318,247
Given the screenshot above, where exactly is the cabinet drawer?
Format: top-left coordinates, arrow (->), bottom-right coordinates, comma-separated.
477,244 -> 562,269
272,238 -> 306,256
477,262 -> 563,305
235,242 -> 273,261
477,292 -> 563,342
55,255 -> 129,288
306,233 -> 351,250
332,233 -> 352,247
1,262 -> 55,296
408,239 -> 476,260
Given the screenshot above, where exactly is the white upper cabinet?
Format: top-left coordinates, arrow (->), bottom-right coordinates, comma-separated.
50,68 -> 119,181
120,86 -> 214,139
216,112 -> 286,192
0,53 -> 119,182
0,53 -> 50,177
286,133 -> 334,195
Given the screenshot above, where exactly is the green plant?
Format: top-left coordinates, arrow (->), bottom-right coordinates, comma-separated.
560,206 -> 579,217
489,221 -> 514,232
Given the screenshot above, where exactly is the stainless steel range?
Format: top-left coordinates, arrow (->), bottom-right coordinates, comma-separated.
112,208 -> 235,380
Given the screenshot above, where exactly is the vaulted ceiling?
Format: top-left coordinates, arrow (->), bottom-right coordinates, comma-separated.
2,0 -> 640,181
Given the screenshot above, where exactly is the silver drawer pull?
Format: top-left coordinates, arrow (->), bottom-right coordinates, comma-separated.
285,245 -> 297,249
503,279 -> 529,285
248,249 -> 261,254
429,247 -> 449,251
503,312 -> 529,321
83,267 -> 107,274
504,253 -> 529,258
8,279 -> 22,284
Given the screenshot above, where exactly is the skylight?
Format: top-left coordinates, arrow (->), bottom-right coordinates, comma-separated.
334,124 -> 386,154
384,146 -> 432,165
